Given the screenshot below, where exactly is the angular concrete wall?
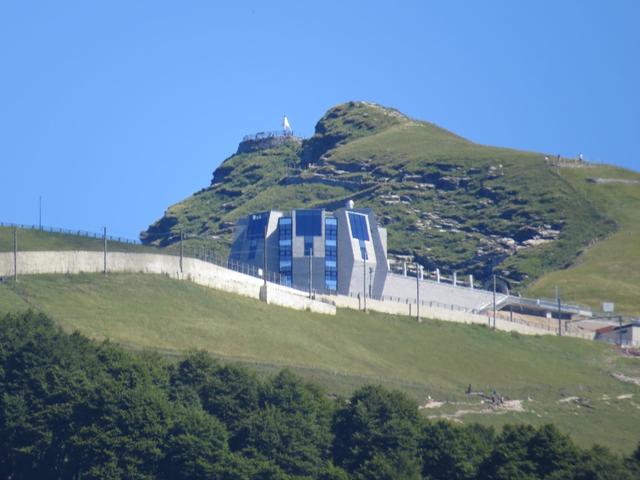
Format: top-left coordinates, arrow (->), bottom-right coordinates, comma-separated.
0,251 -> 335,315
0,251 -> 591,338
317,293 -> 555,336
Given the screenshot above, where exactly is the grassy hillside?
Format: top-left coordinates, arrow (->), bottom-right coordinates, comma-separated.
527,165 -> 640,315
141,101 -> 617,292
0,226 -> 162,253
1,273 -> 638,453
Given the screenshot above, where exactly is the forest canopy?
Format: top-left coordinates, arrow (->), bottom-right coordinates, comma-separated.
1,312 -> 638,479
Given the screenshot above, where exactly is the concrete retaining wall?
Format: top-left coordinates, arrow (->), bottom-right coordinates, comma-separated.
0,250 -> 567,335
0,251 -> 336,315
318,293 -> 553,336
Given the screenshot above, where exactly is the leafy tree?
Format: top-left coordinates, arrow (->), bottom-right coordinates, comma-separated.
478,424 -> 538,480
570,444 -> 636,480
420,421 -> 494,480
319,463 -> 351,480
332,385 -> 422,479
159,406 -> 229,480
67,352 -> 172,479
626,442 -> 640,477
202,363 -> 261,434
233,370 -> 333,477
218,453 -> 291,480
478,424 -> 579,480
0,312 -> 92,478
169,352 -> 260,434
1,313 -> 638,480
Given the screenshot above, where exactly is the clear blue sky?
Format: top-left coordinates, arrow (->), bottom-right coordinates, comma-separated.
1,1 -> 638,239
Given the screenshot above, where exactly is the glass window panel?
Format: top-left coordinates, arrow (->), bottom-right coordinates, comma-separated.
248,238 -> 258,260
296,210 -> 322,236
304,237 -> 314,256
247,212 -> 269,239
348,213 -> 370,241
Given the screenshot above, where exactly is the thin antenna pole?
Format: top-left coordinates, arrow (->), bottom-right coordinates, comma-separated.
180,230 -> 184,274
619,315 -> 623,347
103,227 -> 107,275
556,286 -> 562,336
39,195 -> 42,230
13,227 -> 18,282
416,264 -> 421,322
492,274 -> 497,329
309,247 -> 313,298
363,257 -> 367,312
264,225 -> 268,287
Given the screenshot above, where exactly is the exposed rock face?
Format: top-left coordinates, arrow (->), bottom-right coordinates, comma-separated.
236,134 -> 302,155
301,101 -> 404,165
142,101 -> 615,288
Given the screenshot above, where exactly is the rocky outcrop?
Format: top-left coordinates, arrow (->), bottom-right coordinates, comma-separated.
236,134 -> 302,155
301,101 -> 405,165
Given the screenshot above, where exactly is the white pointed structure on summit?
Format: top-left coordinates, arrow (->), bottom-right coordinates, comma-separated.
282,115 -> 292,136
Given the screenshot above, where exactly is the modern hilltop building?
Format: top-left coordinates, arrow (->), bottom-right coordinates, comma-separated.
228,203 -> 596,322
229,204 -> 389,296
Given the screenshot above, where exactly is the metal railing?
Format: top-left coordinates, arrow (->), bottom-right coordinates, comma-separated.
241,130 -> 294,142
345,291 -> 480,314
0,222 -> 598,335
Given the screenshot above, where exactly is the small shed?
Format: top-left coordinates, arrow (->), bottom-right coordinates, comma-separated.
594,322 -> 640,347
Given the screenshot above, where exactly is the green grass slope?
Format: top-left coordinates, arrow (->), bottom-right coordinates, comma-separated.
141,101 -> 616,292
0,226 -> 162,253
527,165 -> 640,315
322,119 -> 612,283
1,273 -> 638,452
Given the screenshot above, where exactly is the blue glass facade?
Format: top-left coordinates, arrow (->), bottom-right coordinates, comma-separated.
324,217 -> 337,292
247,212 -> 270,260
348,212 -> 370,241
248,238 -> 258,260
231,207 -> 387,297
295,209 -> 322,236
247,212 -> 269,238
348,212 -> 370,260
304,237 -> 314,256
278,217 -> 292,286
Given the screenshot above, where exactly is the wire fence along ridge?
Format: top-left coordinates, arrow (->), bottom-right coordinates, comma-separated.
0,222 -> 584,313
3,222 -> 491,314
0,222 -> 142,245
3,222 -> 588,334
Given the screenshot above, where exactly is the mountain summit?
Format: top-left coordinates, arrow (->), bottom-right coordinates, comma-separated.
141,101 -> 618,289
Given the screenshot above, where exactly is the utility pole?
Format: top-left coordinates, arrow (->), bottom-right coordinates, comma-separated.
13,227 -> 18,282
492,274 -> 497,329
38,195 -> 42,230
369,267 -> 373,299
263,225 -> 268,287
180,230 -> 184,274
103,227 -> 107,275
363,257 -> 367,312
618,315 -> 623,347
308,246 -> 313,298
416,264 -> 421,322
556,286 -> 562,336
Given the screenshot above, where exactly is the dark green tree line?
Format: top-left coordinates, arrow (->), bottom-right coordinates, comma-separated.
1,312 -> 638,479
